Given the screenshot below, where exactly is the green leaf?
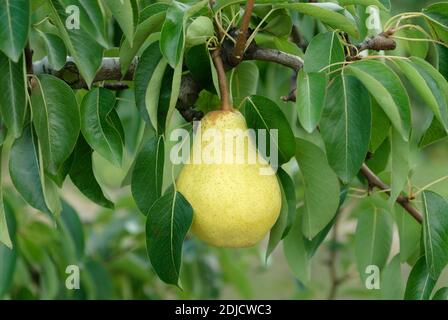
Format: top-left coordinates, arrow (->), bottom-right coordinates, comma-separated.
283,207 -> 310,285
263,10 -> 292,37
0,52 -> 26,138
104,0 -> 134,43
355,203 -> 393,282
394,57 -> 448,132
80,88 -> 123,166
165,50 -> 184,133
0,148 -> 11,248
229,61 -> 259,108
186,16 -> 214,47
134,41 -> 163,124
402,28 -> 429,59
303,32 -> 344,74
132,135 -> 164,215
160,2 -> 185,68
277,3 -> 359,38
119,3 -> 168,75
145,58 -> 168,132
31,75 -> 80,175
338,0 -> 389,11
296,138 -> 340,239
436,44 -> 448,80
36,30 -> 67,70
433,287 -> 448,300
47,0 -> 103,86
0,0 -> 30,62
381,255 -> 403,300
389,128 -> 409,205
60,201 -> 85,260
346,60 -> 411,140
423,3 -> 448,44
146,191 -> 193,286
0,201 -> 16,298
422,191 -> 448,280
69,135 -> 113,209
75,0 -> 109,48
321,74 -> 371,183
185,45 -> 214,92
404,256 -> 436,300
266,168 -> 296,259
395,204 -> 421,263
296,70 -> 327,133
369,98 -> 391,153
419,117 -> 447,148
9,126 -> 51,214
242,95 -> 295,165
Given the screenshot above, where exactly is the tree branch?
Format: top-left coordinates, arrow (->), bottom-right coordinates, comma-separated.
231,0 -> 254,65
356,30 -> 397,53
360,164 -> 423,224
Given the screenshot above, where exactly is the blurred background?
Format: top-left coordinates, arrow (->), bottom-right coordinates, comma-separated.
1,0 -> 447,300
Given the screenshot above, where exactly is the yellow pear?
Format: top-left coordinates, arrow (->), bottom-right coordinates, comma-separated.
176,109 -> 281,247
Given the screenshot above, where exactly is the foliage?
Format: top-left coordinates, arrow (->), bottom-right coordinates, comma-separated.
0,0 -> 448,300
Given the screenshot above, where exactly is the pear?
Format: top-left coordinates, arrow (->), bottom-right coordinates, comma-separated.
177,109 -> 281,247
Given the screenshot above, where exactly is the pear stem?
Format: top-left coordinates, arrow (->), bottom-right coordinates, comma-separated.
212,49 -> 232,111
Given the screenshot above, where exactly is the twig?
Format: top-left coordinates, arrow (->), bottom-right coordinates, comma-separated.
244,46 -> 304,71
231,0 -> 254,65
212,49 -> 232,111
356,29 -> 397,52
360,164 -> 423,224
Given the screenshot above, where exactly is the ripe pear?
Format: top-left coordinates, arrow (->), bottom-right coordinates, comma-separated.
177,109 -> 281,247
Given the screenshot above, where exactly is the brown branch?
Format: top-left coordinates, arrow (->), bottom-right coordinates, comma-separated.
356,30 -> 397,52
212,49 -> 232,110
244,46 -> 304,71
231,0 -> 254,65
360,164 -> 423,224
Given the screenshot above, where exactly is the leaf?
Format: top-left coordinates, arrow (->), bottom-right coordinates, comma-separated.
134,41 -> 163,124
76,0 -> 109,48
36,30 -> 67,71
0,0 -> 30,62
346,60 -> 411,140
436,44 -> 448,80
242,95 -> 295,165
145,58 -> 168,132
185,45 -> 215,92
296,70 -> 327,133
404,256 -> 436,300
165,49 -> 184,133
31,75 -> 80,175
229,61 -> 259,108
277,3 -> 359,38
389,128 -> 409,205
132,135 -> 164,215
419,117 -> 447,148
146,191 -> 193,286
422,191 -> 448,280
0,148 -> 11,248
60,201 -> 85,260
104,0 -> 134,43
9,126 -> 51,214
338,0 -> 389,11
296,138 -> 340,239
160,1 -> 185,68
423,3 -> 448,44
402,28 -> 429,59
369,98 -> 391,153
80,88 -> 123,166
433,287 -> 448,300
69,135 -> 113,209
283,207 -> 311,285
47,0 -> 103,86
266,168 -> 296,259
355,203 -> 393,282
0,201 -> 16,298
321,74 -> 371,183
394,57 -> 448,132
0,52 -> 26,138
381,255 -> 403,300
303,32 -> 344,74
395,204 -> 421,263
119,3 -> 168,75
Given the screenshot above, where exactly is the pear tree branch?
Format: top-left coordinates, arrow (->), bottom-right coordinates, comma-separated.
231,0 -> 255,65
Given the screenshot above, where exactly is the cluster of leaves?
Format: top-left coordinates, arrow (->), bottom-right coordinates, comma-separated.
1,0 -> 448,299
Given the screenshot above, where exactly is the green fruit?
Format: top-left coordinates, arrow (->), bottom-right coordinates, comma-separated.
177,109 -> 281,247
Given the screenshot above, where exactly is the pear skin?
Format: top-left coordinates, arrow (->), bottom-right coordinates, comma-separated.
177,109 -> 281,247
